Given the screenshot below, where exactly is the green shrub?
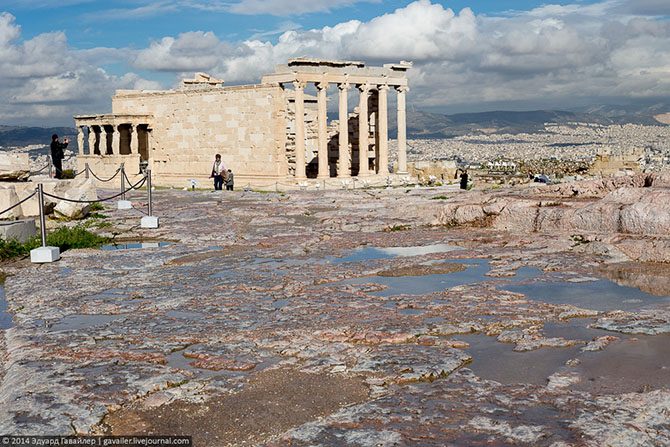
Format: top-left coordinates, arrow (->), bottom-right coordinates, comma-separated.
0,225 -> 110,261
431,195 -> 449,200
61,169 -> 75,179
89,202 -> 105,212
45,226 -> 109,251
0,238 -> 32,260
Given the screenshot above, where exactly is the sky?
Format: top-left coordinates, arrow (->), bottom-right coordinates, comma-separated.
0,0 -> 669,126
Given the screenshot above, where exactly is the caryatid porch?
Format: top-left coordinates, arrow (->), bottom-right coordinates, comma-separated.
73,114 -> 153,181
262,59 -> 411,180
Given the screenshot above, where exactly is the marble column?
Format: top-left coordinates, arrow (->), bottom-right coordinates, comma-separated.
357,84 -> 370,177
337,82 -> 350,178
292,81 -> 306,179
396,86 -> 408,174
130,124 -> 139,154
377,85 -> 389,175
316,81 -> 329,179
87,126 -> 96,155
77,127 -> 85,156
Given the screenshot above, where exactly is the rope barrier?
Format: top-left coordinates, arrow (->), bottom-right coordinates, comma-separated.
73,167 -> 88,177
0,189 -> 37,217
29,163 -> 50,175
43,175 -> 147,204
88,166 -> 121,183
122,168 -> 133,186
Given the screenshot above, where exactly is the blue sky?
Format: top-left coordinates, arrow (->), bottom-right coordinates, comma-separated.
0,0 -> 668,125
8,1 -> 602,49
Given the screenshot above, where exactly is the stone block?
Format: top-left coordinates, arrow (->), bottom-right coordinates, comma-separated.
30,246 -> 60,263
0,187 -> 22,219
0,153 -> 30,181
0,218 -> 36,243
117,200 -> 133,210
141,216 -> 159,228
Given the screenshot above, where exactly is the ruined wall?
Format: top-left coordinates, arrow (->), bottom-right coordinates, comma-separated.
112,84 -> 288,186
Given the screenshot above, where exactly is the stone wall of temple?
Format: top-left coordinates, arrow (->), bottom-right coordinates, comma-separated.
111,84 -> 288,186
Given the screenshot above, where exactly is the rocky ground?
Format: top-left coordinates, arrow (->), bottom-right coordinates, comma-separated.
0,175 -> 669,446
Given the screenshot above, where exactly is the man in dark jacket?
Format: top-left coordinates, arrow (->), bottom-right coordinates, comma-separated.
50,134 -> 68,179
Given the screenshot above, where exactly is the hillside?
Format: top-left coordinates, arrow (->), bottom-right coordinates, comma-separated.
0,126 -> 76,148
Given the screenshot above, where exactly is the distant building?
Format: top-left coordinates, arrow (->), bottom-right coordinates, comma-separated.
73,59 -> 411,187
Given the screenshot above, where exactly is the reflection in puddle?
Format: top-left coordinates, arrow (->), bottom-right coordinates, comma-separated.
398,308 -> 425,316
101,242 -> 171,250
0,285 -> 12,329
166,310 -> 205,320
460,318 -> 670,392
50,314 -> 122,331
569,334 -> 670,394
332,243 -> 461,264
343,259 -> 492,297
503,279 -> 670,311
459,333 -> 582,386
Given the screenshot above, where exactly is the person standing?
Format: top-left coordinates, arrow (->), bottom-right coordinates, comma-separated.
459,170 -> 469,190
50,134 -> 68,179
225,169 -> 234,191
211,154 -> 226,190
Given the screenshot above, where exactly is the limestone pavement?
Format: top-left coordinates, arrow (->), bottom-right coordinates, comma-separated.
0,177 -> 668,446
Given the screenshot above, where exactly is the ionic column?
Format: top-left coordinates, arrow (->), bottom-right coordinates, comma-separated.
396,86 -> 408,174
130,124 -> 139,154
293,81 -> 306,179
316,81 -> 329,179
377,85 -> 390,175
77,127 -> 85,156
87,126 -> 96,155
337,82 -> 350,178
357,84 -> 370,177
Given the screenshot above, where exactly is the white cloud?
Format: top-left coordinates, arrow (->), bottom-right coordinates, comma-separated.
0,12 -> 162,125
3,0 -> 670,125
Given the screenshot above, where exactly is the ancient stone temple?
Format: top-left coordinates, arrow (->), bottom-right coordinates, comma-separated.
73,59 -> 411,187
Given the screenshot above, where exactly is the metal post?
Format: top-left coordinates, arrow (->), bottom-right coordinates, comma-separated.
48,157 -> 53,178
85,163 -> 90,179
147,169 -> 153,216
120,163 -> 126,200
37,184 -> 47,247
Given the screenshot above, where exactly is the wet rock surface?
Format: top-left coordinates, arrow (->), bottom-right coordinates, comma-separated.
0,182 -> 668,445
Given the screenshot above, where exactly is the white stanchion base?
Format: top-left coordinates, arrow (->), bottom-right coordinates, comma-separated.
117,200 -> 132,210
141,216 -> 159,229
30,246 -> 60,263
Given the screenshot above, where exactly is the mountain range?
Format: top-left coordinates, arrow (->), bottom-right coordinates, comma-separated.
0,126 -> 77,148
1,102 -> 668,147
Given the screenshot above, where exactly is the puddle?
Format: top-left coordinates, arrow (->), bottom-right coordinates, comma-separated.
343,259 -> 491,297
101,242 -> 171,250
570,334 -> 670,394
459,333 -> 582,386
50,314 -> 122,331
166,310 -> 205,320
0,285 -> 12,329
165,347 -> 226,379
271,299 -> 290,309
503,278 -> 670,311
398,308 -> 425,316
460,318 -> 670,391
331,243 -> 461,264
